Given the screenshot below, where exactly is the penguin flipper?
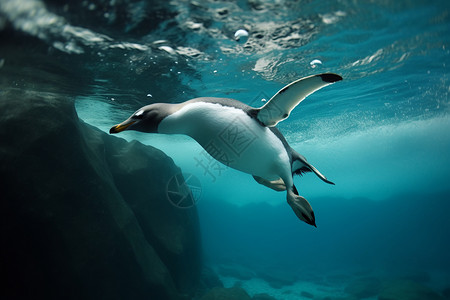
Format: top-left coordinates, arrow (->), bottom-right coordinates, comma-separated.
292,150 -> 335,185
253,175 -> 286,191
256,73 -> 342,127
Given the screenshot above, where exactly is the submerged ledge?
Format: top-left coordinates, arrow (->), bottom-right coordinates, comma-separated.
0,89 -> 201,299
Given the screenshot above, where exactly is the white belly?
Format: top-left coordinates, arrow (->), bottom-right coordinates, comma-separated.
158,102 -> 291,181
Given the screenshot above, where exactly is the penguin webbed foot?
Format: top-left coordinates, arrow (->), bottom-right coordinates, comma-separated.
287,191 -> 316,227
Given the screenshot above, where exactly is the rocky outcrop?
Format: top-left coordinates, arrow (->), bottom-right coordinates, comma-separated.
199,286 -> 252,300
252,293 -> 278,300
0,90 -> 201,299
197,266 -> 224,297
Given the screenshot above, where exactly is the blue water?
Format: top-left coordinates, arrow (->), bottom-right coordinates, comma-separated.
2,0 -> 450,298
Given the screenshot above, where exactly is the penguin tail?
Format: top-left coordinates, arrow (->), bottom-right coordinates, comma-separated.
291,149 -> 335,185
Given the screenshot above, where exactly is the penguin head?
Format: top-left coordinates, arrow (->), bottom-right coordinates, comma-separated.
109,103 -> 170,134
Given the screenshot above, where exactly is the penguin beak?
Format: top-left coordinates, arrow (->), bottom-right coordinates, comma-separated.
109,120 -> 136,134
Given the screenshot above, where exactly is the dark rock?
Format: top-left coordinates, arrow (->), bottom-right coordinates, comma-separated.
300,291 -> 315,298
196,266 -> 224,297
252,292 -> 278,300
202,266 -> 224,289
200,286 -> 252,300
0,90 -> 201,299
344,277 -> 381,298
379,279 -> 444,300
101,127 -> 202,294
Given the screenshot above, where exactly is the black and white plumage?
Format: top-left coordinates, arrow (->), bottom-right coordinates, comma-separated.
110,73 -> 342,227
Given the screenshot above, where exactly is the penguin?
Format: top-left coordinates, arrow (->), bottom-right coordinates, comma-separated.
110,73 -> 342,227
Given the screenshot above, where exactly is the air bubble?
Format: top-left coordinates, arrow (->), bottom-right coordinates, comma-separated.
310,59 -> 322,68
158,46 -> 176,55
234,29 -> 249,44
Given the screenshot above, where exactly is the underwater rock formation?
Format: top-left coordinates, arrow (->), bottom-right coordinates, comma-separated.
252,293 -> 278,300
0,90 -> 201,299
197,266 -> 224,297
199,286 -> 252,300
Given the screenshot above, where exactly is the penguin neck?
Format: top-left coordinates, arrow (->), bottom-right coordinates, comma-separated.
158,103 -> 204,137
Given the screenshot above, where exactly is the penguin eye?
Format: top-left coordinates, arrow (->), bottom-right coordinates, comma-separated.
133,110 -> 145,119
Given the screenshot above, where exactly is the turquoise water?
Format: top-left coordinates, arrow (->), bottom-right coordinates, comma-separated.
2,0 -> 450,298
